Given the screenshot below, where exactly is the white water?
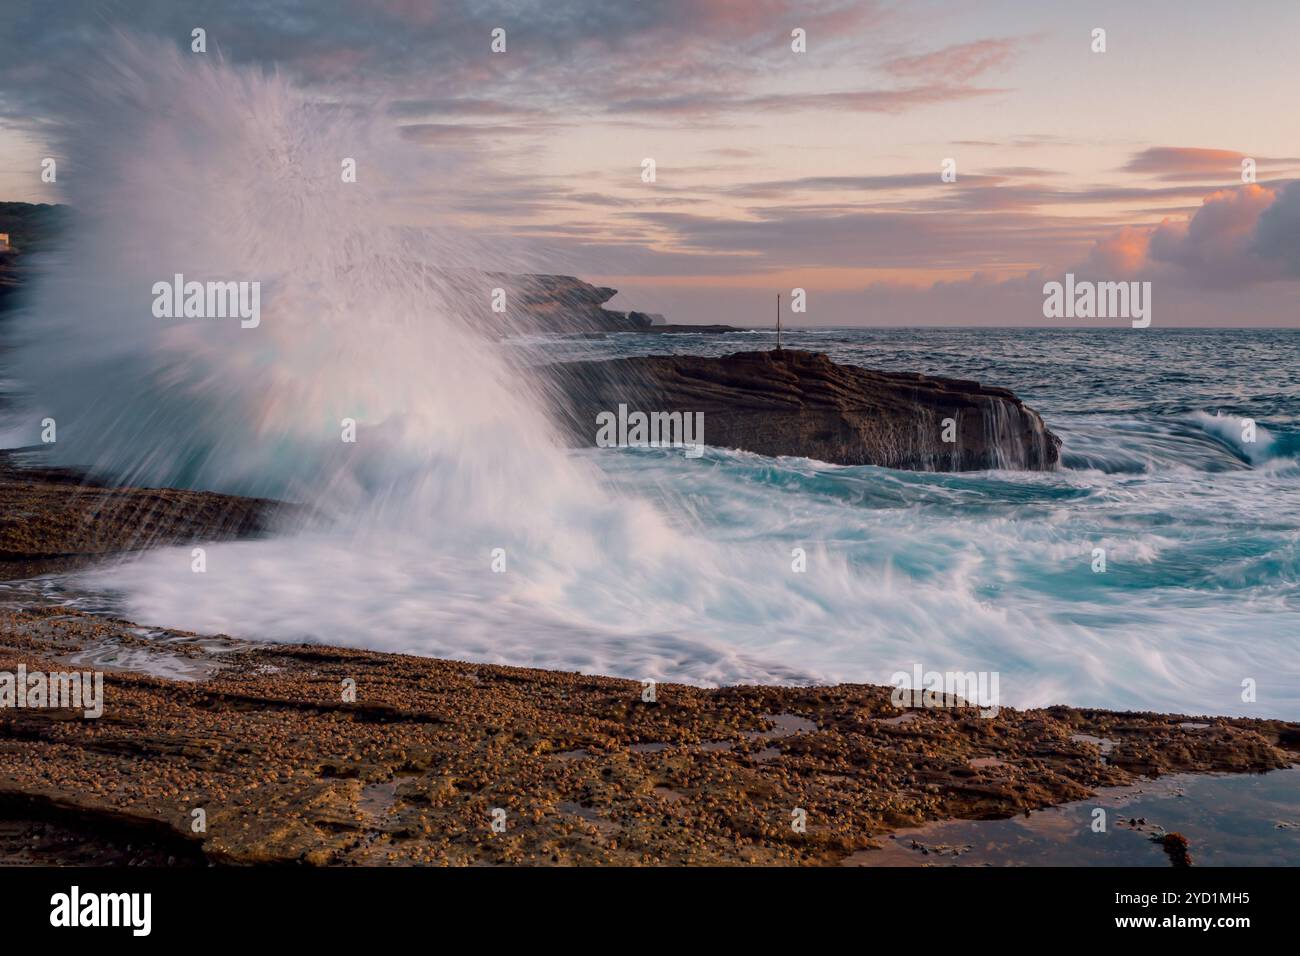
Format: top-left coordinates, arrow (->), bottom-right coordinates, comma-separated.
8,40 -> 802,683
7,42 -> 1299,719
81,436 -> 1300,717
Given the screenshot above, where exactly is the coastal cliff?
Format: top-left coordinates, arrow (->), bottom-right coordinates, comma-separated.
476,272 -> 663,334
546,349 -> 1061,471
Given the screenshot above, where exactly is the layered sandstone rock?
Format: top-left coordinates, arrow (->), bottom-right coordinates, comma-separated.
546,349 -> 1061,471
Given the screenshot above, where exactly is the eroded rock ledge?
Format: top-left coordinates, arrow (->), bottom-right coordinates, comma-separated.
546,349 -> 1061,471
1,607 -> 1295,866
0,451 -> 294,579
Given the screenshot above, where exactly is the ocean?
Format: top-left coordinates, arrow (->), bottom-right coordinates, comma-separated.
7,325 -> 1295,720
511,326 -> 1300,717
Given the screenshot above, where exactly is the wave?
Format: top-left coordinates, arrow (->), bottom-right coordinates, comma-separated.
1186,410 -> 1288,465
82,441 -> 1300,717
1057,411 -> 1295,475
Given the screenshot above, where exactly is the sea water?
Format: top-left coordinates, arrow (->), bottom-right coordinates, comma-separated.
40,326 -> 1300,720
1,41 -> 1297,720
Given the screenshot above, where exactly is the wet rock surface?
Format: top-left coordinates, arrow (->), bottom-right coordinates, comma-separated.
0,451 -> 295,579
546,349 -> 1061,471
1,607 -> 1294,866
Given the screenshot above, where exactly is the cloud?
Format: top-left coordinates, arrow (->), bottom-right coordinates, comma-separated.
596,177 -> 1300,324
719,171 -> 1239,215
605,83 -> 1006,118
1252,181 -> 1300,276
1123,147 -> 1300,183
1147,185 -> 1285,287
616,202 -> 1097,274
883,37 -> 1024,82
1084,226 -> 1152,277
0,0 -> 1021,133
397,123 -> 542,143
1076,183 -> 1298,289
387,98 -> 534,119
1124,147 -> 1248,176
726,173 -> 995,199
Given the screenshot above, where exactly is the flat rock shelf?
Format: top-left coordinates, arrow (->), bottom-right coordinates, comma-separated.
1,605 -> 1295,866
546,349 -> 1061,471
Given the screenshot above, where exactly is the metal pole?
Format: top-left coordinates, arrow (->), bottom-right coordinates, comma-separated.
776,293 -> 782,351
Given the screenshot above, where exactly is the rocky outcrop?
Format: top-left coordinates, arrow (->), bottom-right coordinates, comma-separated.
546,349 -> 1061,471
453,272 -> 664,335
490,273 -> 662,333
0,451 -> 294,579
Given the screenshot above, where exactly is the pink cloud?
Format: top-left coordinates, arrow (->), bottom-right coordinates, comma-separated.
1122,147 -> 1300,183
1080,184 -> 1293,289
1085,226 -> 1153,277
884,37 -> 1023,82
1124,147 -> 1249,177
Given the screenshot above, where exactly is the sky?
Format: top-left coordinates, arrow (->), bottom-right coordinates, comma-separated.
1,0 -> 1297,326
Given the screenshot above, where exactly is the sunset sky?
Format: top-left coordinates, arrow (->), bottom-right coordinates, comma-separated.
2,0 -> 1297,325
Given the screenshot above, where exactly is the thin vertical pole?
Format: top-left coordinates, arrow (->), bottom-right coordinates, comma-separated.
776,293 -> 782,351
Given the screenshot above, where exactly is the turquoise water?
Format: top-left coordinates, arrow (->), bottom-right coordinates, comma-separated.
521,328 -> 1300,717
8,327 -> 1299,720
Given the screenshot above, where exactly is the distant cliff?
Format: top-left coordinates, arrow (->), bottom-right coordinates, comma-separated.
546,349 -> 1061,472
0,202 -> 66,304
0,202 -> 664,332
471,272 -> 665,334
